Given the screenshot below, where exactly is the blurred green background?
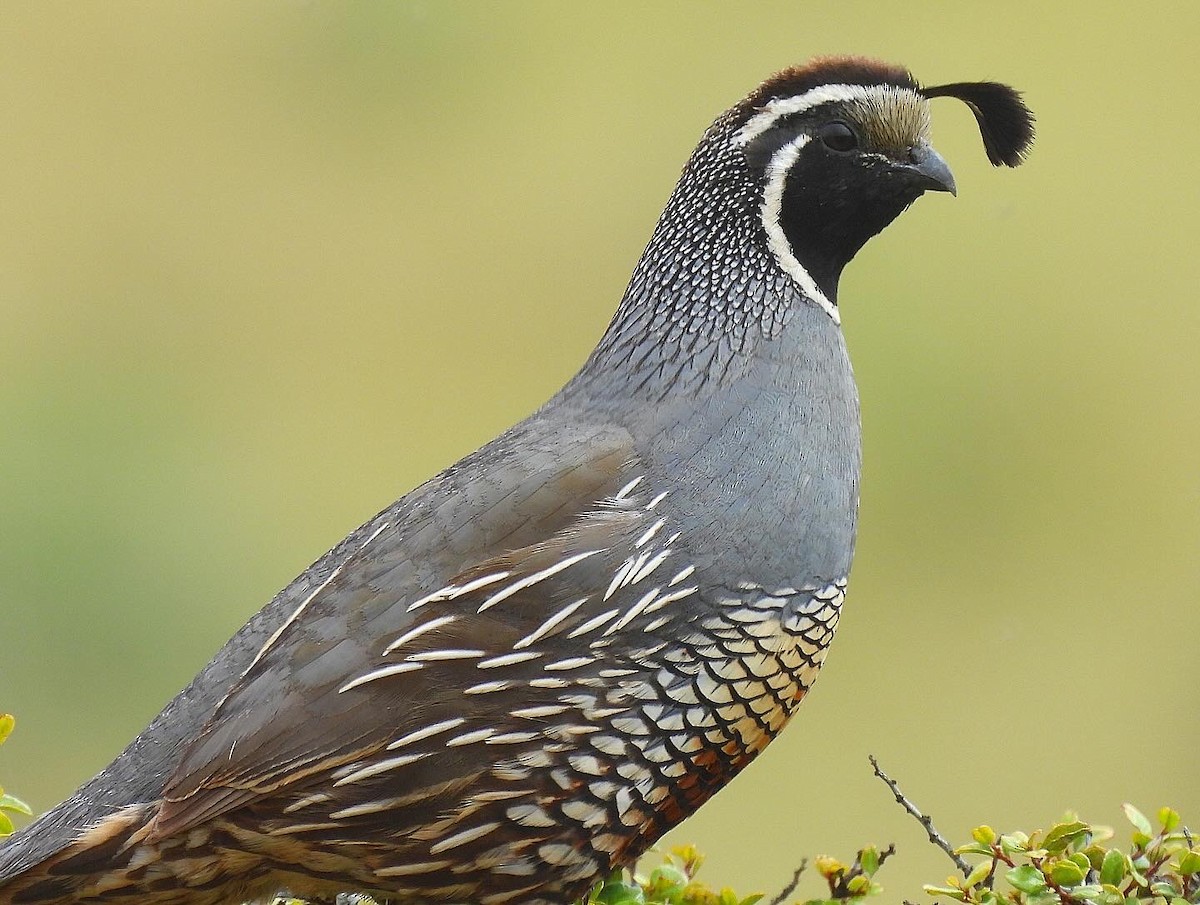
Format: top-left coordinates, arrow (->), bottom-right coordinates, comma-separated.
2,1 -> 1198,898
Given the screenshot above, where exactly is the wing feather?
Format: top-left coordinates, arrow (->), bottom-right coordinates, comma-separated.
147,424 -> 656,841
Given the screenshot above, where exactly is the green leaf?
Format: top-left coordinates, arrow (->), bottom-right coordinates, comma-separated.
0,793 -> 32,817
1025,890 -> 1061,905
1176,849 -> 1200,875
1127,861 -> 1148,888
1122,804 -> 1152,837
1157,808 -> 1181,832
1099,844 -> 1128,883
846,875 -> 870,895
1000,832 -> 1030,856
1090,825 -> 1116,844
922,885 -> 965,901
1082,844 -> 1108,870
0,715 -> 13,746
646,864 -> 689,902
1050,860 -> 1086,887
0,812 -> 12,836
596,881 -> 645,905
1044,821 -> 1091,854
1068,852 -> 1092,872
964,861 -> 993,889
859,847 -> 880,877
955,844 -> 994,857
1006,866 -> 1048,894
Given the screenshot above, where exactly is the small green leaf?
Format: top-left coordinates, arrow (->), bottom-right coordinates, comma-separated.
1123,804 -> 1153,837
1127,861 -> 1148,888
922,885 -> 965,900
596,881 -> 645,905
1068,852 -> 1092,872
0,793 -> 32,817
1090,825 -> 1116,844
646,863 -> 689,902
737,896 -> 763,905
1157,808 -> 1181,832
859,847 -> 879,876
1082,843 -> 1108,870
1177,849 -> 1200,875
1006,866 -> 1048,894
1050,860 -> 1086,887
1000,832 -> 1030,856
1044,821 -> 1091,854
0,812 -> 13,836
846,875 -> 870,895
1073,885 -> 1106,901
0,715 -> 14,746
955,844 -> 994,857
964,861 -> 993,889
1023,890 -> 1058,905
1099,844 -> 1128,883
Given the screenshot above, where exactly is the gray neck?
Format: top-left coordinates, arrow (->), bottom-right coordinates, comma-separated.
561,112 -> 827,407
548,111 -> 861,589
552,292 -> 861,593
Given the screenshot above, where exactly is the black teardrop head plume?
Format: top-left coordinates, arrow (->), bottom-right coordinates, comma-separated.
921,81 -> 1035,167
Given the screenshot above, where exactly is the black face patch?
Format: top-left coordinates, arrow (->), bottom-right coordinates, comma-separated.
772,136 -> 930,300
735,88 -> 940,302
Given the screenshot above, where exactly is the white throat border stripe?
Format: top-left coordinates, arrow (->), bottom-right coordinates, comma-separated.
759,134 -> 839,325
733,82 -> 923,327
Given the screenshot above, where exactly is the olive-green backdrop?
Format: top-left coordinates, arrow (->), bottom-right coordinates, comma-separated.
2,2 -> 1197,899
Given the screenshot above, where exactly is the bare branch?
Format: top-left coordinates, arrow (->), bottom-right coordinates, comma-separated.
768,861 -> 808,905
869,754 -> 971,878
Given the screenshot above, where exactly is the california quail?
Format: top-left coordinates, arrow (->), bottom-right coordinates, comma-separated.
0,57 -> 1034,905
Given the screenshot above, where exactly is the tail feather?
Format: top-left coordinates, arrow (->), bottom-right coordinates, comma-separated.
0,805 -> 371,905
0,803 -> 252,905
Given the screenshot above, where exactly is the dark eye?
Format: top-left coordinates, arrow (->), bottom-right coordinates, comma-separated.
819,121 -> 859,153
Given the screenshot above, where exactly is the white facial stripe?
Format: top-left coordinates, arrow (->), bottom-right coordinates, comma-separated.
759,134 -> 839,325
734,82 -> 917,146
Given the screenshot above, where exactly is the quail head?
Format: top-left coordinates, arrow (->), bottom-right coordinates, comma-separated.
0,56 -> 1034,905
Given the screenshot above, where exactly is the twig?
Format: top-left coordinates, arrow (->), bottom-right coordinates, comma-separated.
768,860 -> 808,905
869,755 -> 972,878
829,844 -> 898,898
872,843 -> 897,870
